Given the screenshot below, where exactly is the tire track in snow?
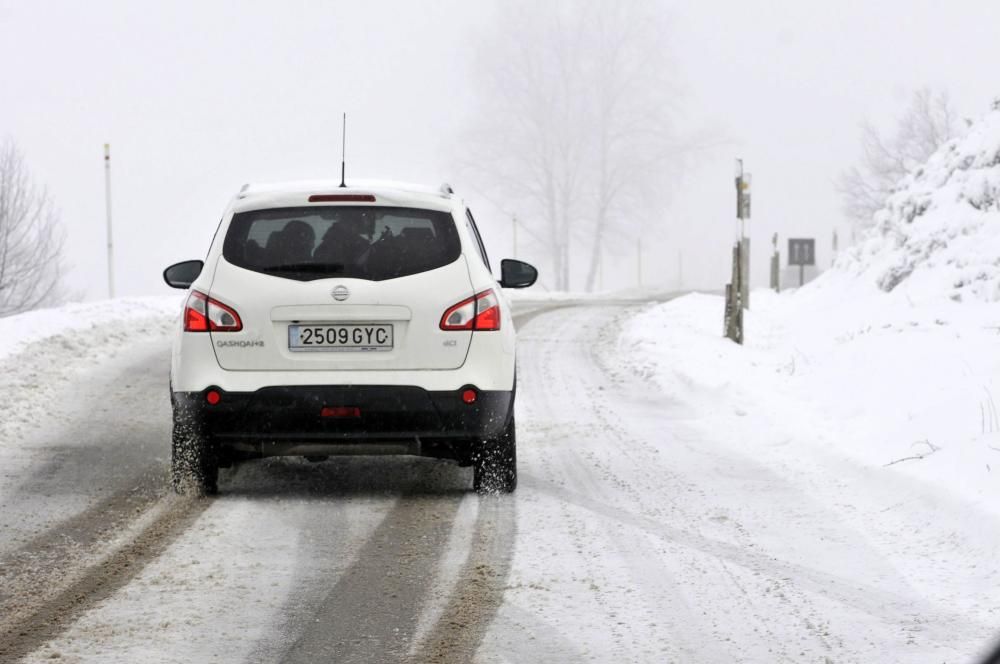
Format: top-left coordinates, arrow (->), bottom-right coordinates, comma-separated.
515,303 -> 729,661
398,305 -> 575,663
0,344 -> 197,661
0,494 -> 209,662
276,493 -> 464,663
405,496 -> 516,664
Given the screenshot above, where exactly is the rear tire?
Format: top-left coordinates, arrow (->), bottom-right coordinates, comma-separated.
171,406 -> 218,496
473,416 -> 517,494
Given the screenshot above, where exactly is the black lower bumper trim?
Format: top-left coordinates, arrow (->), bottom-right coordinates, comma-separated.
172,385 -> 513,453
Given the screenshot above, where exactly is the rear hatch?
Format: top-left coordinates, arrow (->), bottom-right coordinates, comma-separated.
207,204 -> 474,371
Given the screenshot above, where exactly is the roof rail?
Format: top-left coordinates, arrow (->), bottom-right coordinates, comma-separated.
439,183 -> 454,195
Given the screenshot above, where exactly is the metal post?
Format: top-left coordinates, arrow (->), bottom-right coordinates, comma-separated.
104,143 -> 114,298
799,263 -> 804,287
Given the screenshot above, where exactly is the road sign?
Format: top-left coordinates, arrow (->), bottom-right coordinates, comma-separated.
788,238 -> 815,287
788,238 -> 815,266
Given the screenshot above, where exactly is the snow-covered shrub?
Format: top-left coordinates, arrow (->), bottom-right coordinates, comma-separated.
835,105 -> 1000,303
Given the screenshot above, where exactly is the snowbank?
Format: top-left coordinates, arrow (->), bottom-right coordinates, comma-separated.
0,297 -> 181,363
0,297 -> 181,444
837,104 -> 1000,304
617,288 -> 1000,515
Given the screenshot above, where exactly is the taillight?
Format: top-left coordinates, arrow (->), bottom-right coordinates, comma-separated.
308,194 -> 376,202
184,291 -> 243,332
440,289 -> 501,331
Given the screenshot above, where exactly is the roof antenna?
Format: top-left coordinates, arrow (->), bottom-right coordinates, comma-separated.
339,112 -> 347,188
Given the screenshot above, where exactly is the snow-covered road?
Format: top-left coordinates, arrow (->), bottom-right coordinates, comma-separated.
1,300 -> 996,663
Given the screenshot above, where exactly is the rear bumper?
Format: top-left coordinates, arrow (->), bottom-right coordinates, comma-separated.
172,385 -> 513,459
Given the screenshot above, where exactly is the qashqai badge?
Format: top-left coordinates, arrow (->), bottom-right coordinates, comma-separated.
332,285 -> 350,302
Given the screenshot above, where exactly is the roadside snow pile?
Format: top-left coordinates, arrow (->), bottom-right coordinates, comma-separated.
838,103 -> 1000,303
616,288 -> 1000,515
0,297 -> 180,443
0,297 -> 181,363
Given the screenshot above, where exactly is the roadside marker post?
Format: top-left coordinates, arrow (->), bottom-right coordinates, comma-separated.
724,159 -> 749,344
737,168 -> 751,310
770,232 -> 780,292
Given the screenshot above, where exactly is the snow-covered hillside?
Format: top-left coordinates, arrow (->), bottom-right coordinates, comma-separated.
839,102 -> 1000,303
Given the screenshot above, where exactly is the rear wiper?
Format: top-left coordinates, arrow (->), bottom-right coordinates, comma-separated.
262,263 -> 346,273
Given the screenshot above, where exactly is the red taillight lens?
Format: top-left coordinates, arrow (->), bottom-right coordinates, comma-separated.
321,406 -> 361,418
440,289 -> 501,331
183,291 -> 242,332
462,389 -> 477,404
308,194 -> 376,202
205,390 -> 221,405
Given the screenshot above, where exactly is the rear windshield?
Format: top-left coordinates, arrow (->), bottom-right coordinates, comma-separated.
222,206 -> 461,281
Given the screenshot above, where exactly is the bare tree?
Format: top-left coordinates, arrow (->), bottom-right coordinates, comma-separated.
0,139 -> 65,316
839,89 -> 962,233
462,0 -> 686,291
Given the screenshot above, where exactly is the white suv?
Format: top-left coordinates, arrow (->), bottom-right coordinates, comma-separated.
163,181 -> 537,495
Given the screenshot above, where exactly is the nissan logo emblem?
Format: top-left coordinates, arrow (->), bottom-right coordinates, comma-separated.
331,285 -> 350,302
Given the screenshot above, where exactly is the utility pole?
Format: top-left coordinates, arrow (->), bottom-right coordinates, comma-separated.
512,215 -> 518,258
636,237 -> 642,288
597,245 -> 603,291
104,143 -> 115,298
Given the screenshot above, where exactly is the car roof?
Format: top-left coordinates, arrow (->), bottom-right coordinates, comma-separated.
231,179 -> 462,214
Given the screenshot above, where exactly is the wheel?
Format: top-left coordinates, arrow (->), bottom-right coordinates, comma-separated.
473,415 -> 517,494
171,405 -> 218,496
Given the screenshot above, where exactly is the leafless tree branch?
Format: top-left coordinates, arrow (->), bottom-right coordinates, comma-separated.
0,139 -> 66,316
838,89 -> 961,234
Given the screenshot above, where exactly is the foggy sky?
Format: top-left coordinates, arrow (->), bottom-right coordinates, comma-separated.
1,0 -> 999,299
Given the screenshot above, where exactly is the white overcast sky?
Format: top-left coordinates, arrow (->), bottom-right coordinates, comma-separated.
1,0 -> 999,298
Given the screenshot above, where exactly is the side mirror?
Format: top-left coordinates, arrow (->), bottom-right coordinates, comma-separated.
499,258 -> 538,289
163,260 -> 204,289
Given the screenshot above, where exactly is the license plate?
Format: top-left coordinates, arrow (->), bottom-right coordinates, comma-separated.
288,324 -> 393,352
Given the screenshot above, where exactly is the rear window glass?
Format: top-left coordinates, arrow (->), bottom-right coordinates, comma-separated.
222,206 -> 461,281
